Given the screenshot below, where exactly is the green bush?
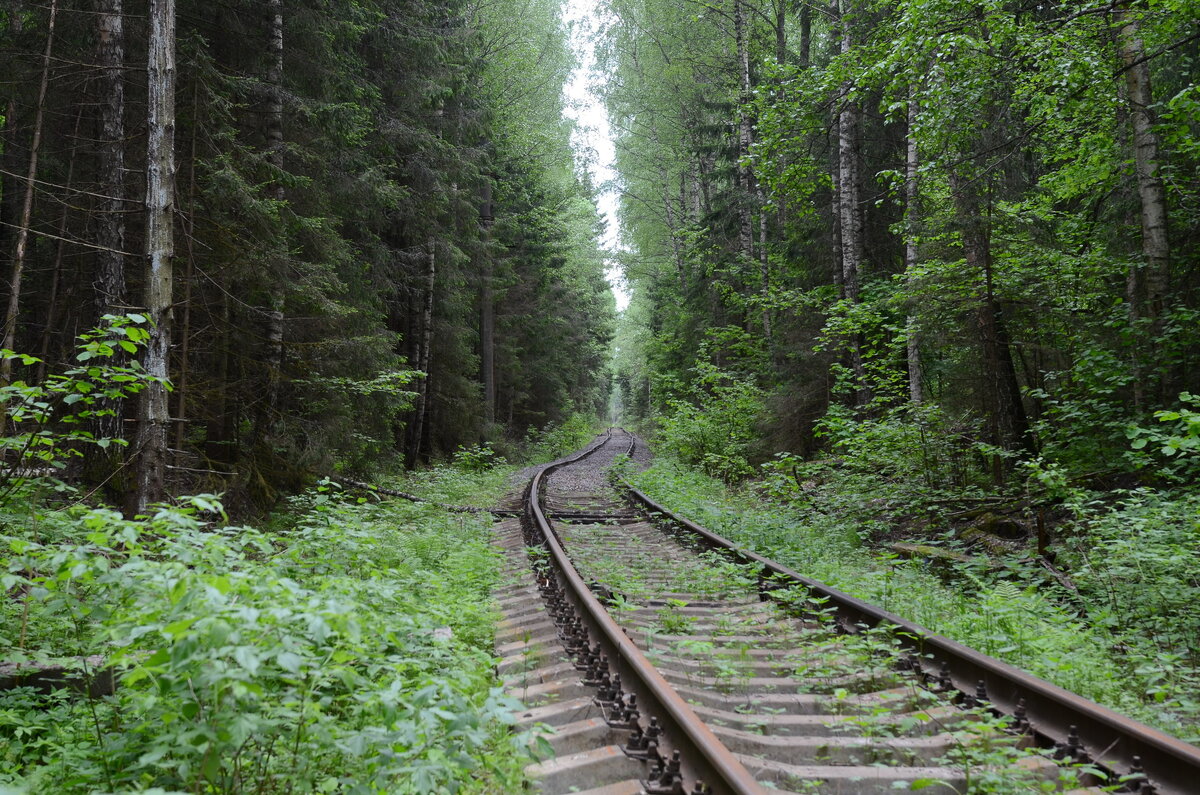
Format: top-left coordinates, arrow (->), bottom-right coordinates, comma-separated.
522,413 -> 601,461
0,486 -> 530,793
452,443 -> 505,473
655,364 -> 762,482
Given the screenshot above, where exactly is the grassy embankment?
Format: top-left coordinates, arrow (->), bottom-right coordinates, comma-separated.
626,457 -> 1200,744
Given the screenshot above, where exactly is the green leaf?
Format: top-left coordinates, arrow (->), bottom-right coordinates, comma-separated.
163,617 -> 198,638
276,650 -> 303,674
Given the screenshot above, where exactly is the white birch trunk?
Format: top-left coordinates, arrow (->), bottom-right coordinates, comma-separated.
905,96 -> 923,405
1116,4 -> 1169,318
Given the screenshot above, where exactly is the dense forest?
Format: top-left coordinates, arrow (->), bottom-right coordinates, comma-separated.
0,0 -> 614,512
606,0 -> 1199,484
603,0 -> 1200,740
3,0 -> 1200,791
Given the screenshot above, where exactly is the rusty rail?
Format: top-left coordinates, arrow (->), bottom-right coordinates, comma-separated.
525,431 -> 762,795
621,479 -> 1200,795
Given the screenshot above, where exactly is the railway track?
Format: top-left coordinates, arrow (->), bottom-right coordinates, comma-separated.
491,430 -> 1200,794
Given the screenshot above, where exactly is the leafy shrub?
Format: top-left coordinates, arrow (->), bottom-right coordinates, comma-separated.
0,315 -> 163,491
628,459 -> 1200,740
655,364 -> 762,482
1126,392 -> 1200,482
522,413 -> 601,461
1060,490 -> 1200,700
0,485 -> 530,793
452,443 -> 505,472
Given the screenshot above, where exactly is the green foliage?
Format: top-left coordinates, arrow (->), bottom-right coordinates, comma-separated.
1126,393 -> 1200,480
452,443 -> 504,473
0,477 -> 531,792
521,414 -> 602,462
0,317 -> 163,488
656,365 -> 764,482
1058,489 -> 1200,726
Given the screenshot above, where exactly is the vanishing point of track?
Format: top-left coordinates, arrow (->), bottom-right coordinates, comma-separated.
491,431 -> 1200,794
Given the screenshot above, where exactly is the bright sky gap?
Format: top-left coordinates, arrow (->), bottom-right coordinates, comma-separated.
561,0 -> 630,312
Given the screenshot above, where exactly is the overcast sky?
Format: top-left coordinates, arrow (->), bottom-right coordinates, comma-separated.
560,0 -> 630,311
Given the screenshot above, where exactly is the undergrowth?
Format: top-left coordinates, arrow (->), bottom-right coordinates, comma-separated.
0,468 -> 529,794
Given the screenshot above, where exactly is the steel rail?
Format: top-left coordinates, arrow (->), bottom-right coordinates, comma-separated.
526,431 -> 762,795
622,480 -> 1200,795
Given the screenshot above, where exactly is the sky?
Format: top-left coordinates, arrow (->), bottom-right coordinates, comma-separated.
560,0 -> 631,311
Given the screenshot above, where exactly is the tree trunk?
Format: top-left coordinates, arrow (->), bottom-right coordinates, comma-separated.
95,0 -> 126,445
480,263 -> 495,425
1115,3 -> 1169,321
133,0 -> 176,513
830,144 -> 842,293
659,164 -> 686,288
0,5 -> 25,258
799,1 -> 812,70
205,292 -> 234,470
36,106 -> 83,385
174,85 -> 200,454
904,96 -> 923,405
407,240 -> 436,467
263,0 -> 286,415
734,0 -> 754,264
774,0 -> 786,66
479,178 -> 495,426
950,171 -> 1031,460
1,0 -> 57,390
836,3 -> 861,306
836,0 -> 867,405
95,0 -> 126,320
757,182 -> 772,345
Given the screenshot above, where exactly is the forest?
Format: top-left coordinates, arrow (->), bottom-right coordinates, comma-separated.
0,0 -> 614,513
2,0 -> 1200,792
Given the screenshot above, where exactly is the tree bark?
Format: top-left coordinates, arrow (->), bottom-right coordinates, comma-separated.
407,240 -> 436,467
904,95 -> 923,405
1115,3 -> 1169,321
799,1 -> 811,70
950,171 -> 1031,459
774,0 -> 786,66
836,0 -> 867,405
836,2 -> 861,306
95,0 -> 126,445
479,179 -> 495,426
480,262 -> 495,425
263,0 -> 286,415
1,0 -> 57,389
757,182 -> 772,345
35,107 -> 82,386
734,0 -> 754,264
95,0 -> 126,320
175,91 -> 200,455
133,0 -> 176,513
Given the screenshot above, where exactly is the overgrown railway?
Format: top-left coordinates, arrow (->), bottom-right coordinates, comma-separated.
492,430 -> 1200,794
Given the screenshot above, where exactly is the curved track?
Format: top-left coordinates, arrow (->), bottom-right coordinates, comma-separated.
491,431 -> 1200,794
